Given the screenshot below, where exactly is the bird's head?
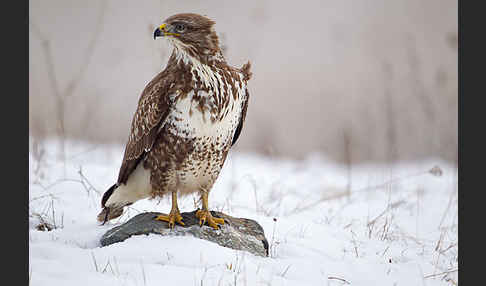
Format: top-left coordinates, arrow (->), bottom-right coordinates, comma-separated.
153,13 -> 223,63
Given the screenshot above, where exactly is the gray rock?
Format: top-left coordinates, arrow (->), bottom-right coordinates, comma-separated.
100,210 -> 269,257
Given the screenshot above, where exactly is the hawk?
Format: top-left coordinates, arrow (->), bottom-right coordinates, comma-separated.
97,13 -> 251,229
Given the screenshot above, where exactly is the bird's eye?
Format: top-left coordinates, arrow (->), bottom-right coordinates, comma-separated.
174,23 -> 185,33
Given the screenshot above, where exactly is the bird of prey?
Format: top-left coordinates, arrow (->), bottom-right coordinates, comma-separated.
97,13 -> 251,229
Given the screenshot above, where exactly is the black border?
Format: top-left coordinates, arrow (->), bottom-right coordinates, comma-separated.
4,0 -> 28,284
459,0 -> 482,283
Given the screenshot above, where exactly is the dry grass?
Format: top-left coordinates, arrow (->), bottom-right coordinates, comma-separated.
30,197 -> 64,231
269,217 -> 280,258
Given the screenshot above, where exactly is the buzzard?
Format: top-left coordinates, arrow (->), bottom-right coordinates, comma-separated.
97,13 -> 251,229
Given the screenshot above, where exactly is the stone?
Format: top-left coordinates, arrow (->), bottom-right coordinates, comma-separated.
100,210 -> 269,257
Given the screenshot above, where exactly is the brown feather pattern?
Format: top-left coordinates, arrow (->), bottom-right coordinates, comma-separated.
112,13 -> 251,206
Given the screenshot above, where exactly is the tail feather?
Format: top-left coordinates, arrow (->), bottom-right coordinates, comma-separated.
101,183 -> 118,208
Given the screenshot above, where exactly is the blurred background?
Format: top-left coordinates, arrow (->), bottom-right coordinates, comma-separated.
29,0 -> 457,165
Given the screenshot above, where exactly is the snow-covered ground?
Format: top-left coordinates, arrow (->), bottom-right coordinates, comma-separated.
29,139 -> 458,286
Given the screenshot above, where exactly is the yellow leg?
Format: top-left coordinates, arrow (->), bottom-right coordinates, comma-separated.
154,191 -> 185,228
195,191 -> 224,229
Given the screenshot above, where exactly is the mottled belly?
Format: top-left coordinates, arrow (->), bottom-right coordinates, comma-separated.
144,88 -> 244,196
178,135 -> 230,192
144,131 -> 231,196
145,114 -> 239,196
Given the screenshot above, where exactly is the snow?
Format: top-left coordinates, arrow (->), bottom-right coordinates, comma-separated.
29,139 -> 458,285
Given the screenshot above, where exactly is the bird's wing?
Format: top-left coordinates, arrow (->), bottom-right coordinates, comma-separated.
117,71 -> 174,185
231,88 -> 250,147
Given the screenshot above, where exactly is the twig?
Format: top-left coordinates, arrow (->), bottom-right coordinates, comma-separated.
30,20 -> 66,171
78,166 -> 101,195
328,276 -> 350,284
424,269 -> 458,279
33,167 -> 100,197
91,252 -> 99,272
440,243 -> 457,255
64,0 -> 107,98
352,170 -> 432,194
279,265 -> 291,278
29,193 -> 57,203
29,1 -> 107,172
101,260 -> 114,275
367,200 -> 404,228
438,186 -> 456,229
270,218 -> 278,257
140,261 -> 147,286
288,191 -> 349,215
343,128 -> 352,201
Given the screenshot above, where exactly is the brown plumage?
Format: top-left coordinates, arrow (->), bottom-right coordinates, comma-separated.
97,13 -> 251,229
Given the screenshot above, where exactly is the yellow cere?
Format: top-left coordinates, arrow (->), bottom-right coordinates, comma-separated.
159,23 -> 180,37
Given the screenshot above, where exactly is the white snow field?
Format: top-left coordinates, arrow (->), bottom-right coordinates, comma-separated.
29,139 -> 458,286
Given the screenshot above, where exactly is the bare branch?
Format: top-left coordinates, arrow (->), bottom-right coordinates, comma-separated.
64,0 -> 107,98
29,1 -> 107,172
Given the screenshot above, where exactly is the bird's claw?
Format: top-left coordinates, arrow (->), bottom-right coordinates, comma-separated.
196,209 -> 224,229
155,211 -> 185,229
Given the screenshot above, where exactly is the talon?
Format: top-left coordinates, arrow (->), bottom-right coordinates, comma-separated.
155,191 -> 184,228
154,211 -> 185,228
195,209 -> 224,230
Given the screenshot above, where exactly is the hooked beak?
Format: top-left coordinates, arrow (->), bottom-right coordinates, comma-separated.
153,24 -> 164,39
153,23 -> 180,39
